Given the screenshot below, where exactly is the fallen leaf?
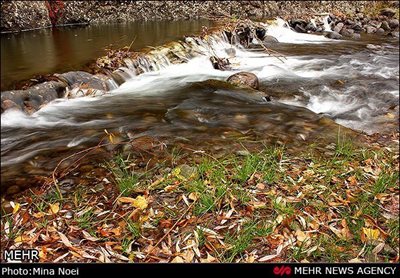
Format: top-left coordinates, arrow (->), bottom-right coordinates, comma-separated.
171,256 -> 184,263
258,253 -> 278,262
33,211 -> 45,219
12,202 -> 20,214
132,196 -> 148,210
49,203 -> 60,215
361,227 -> 380,244
58,232 -> 72,248
82,230 -> 99,242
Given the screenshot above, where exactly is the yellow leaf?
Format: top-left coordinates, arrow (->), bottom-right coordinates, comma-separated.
12,202 -> 20,214
118,197 -> 136,203
49,203 -> 60,215
132,196 -> 148,210
33,211 -> 45,219
14,235 -> 31,244
362,227 -> 380,243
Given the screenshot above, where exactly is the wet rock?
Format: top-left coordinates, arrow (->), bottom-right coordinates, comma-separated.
376,28 -> 385,35
380,8 -> 396,18
227,72 -> 259,90
352,22 -> 363,31
1,80 -> 67,114
369,20 -> 381,28
294,24 -> 306,33
326,31 -> 342,40
352,33 -> 361,40
388,31 -> 399,38
333,22 -> 344,33
366,26 -> 377,34
1,99 -> 20,112
255,27 -> 266,40
210,56 -> 230,70
389,19 -> 399,29
55,71 -> 110,91
340,28 -> 354,37
305,22 -> 317,32
263,35 -> 279,43
381,21 -> 391,31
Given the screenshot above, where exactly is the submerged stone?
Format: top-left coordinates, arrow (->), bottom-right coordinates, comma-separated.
227,72 -> 259,90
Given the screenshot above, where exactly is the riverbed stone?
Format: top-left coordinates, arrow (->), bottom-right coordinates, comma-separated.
263,35 -> 279,43
352,33 -> 361,40
55,71 -> 110,91
380,8 -> 396,18
381,21 -> 391,31
366,26 -> 377,34
376,28 -> 385,35
340,28 -> 354,37
333,22 -> 344,33
1,99 -> 20,112
1,80 -> 67,113
389,19 -> 399,29
326,31 -> 342,40
227,72 -> 259,90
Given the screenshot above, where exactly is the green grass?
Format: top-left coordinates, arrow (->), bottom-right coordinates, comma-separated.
224,219 -> 273,262
126,220 -> 141,239
75,208 -> 95,233
108,154 -> 139,196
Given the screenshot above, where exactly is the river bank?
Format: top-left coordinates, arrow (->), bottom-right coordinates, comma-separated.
1,135 -> 398,262
1,1 -> 399,33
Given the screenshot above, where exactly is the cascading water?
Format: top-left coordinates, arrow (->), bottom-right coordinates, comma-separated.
1,18 -> 399,193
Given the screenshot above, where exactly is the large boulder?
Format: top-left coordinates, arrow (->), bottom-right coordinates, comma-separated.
227,72 -> 259,90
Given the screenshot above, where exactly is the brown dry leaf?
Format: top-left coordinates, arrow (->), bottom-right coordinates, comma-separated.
347,176 -> 358,186
341,219 -> 353,239
295,230 -> 308,242
258,253 -> 278,262
82,230 -> 99,242
164,184 -> 179,192
49,203 -> 60,215
110,226 -> 122,236
171,256 -> 185,263
58,232 -> 72,248
200,252 -> 217,263
188,192 -> 199,201
181,249 -> 195,262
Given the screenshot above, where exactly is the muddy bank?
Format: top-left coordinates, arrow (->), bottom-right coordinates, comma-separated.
1,1 -> 399,33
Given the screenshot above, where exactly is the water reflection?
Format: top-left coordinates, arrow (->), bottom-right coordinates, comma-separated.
1,20 -> 213,90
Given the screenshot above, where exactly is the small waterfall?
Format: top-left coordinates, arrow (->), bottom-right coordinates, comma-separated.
323,15 -> 332,32
108,32 -> 230,86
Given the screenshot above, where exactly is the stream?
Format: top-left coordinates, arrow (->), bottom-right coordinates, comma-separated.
1,19 -> 399,194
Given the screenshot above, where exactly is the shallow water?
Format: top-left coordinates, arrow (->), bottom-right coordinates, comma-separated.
1,20 -> 214,90
1,19 -> 399,193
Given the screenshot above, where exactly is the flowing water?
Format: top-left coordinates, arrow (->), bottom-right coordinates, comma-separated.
1,19 -> 399,194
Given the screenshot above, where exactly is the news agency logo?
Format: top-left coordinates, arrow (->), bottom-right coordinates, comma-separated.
3,249 -> 39,262
273,265 -> 292,276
